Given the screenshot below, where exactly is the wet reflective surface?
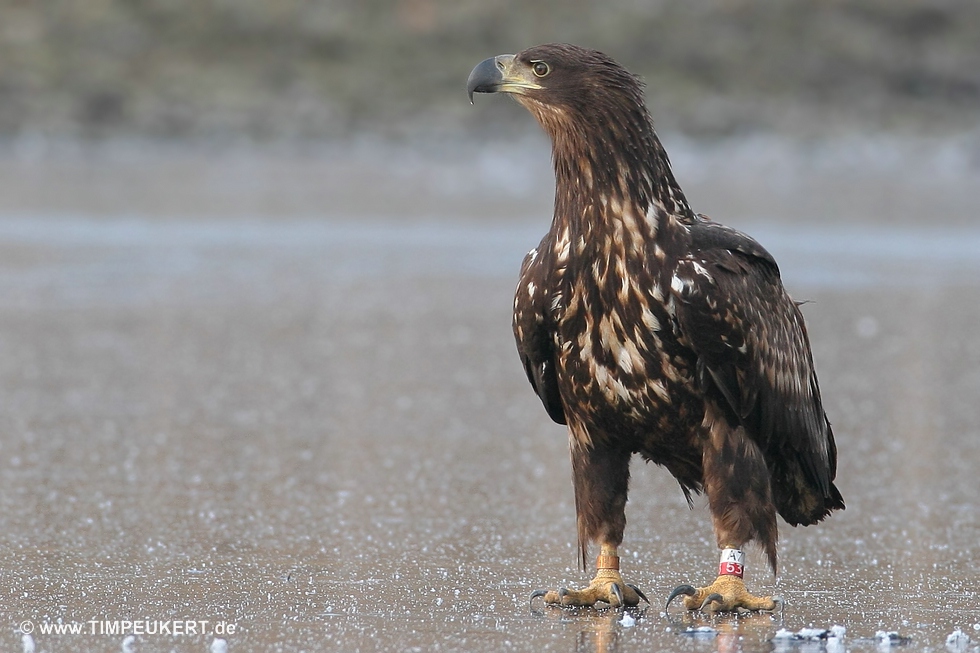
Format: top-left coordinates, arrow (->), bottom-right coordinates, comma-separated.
1,205 -> 979,651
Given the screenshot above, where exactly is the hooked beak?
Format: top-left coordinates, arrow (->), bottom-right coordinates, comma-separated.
466,54 -> 542,104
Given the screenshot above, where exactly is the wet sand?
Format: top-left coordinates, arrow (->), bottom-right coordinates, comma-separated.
1,145 -> 979,652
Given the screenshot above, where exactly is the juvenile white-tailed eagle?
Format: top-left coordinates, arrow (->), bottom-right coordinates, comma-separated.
467,44 -> 843,611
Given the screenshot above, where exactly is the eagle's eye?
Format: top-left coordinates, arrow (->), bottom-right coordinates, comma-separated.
531,61 -> 550,78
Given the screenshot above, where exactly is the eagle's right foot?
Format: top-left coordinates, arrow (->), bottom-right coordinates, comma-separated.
530,570 -> 647,608
529,553 -> 649,608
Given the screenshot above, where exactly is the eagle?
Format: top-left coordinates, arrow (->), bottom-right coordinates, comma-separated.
467,43 -> 844,611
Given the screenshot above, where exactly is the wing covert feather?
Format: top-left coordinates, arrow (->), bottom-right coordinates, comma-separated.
513,246 -> 566,425
671,222 -> 842,523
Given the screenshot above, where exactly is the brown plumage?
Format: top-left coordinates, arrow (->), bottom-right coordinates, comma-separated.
467,43 -> 843,609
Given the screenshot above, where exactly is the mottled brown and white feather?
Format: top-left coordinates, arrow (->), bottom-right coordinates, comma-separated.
499,43 -> 843,571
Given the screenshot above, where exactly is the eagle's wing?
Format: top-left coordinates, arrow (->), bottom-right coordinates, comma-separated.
513,245 -> 566,425
671,219 -> 842,525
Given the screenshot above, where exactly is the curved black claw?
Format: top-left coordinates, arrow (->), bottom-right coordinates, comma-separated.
627,583 -> 650,605
772,595 -> 785,620
699,592 -> 724,611
665,584 -> 697,610
529,589 -> 549,607
609,582 -> 624,607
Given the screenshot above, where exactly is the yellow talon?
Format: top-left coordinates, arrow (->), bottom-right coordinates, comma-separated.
534,568 -> 646,607
666,575 -> 779,612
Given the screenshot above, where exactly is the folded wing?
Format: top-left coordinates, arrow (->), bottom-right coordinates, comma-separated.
671,219 -> 844,525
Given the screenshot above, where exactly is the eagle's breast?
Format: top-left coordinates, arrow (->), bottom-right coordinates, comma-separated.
547,199 -> 699,443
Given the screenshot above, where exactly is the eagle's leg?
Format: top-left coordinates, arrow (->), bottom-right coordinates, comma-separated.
667,415 -> 781,612
665,550 -> 781,612
533,544 -> 648,607
531,443 -> 648,608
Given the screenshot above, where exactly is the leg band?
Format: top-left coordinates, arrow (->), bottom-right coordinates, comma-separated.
596,554 -> 620,570
719,548 -> 745,578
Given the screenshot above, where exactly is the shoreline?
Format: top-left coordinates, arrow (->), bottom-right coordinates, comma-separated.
2,132 -> 977,225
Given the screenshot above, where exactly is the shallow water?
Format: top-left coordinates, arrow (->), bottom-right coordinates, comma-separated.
0,213 -> 978,652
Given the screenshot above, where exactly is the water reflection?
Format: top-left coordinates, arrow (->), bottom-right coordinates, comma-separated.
529,605 -> 789,653
571,610 -> 622,653
529,606 -> 634,653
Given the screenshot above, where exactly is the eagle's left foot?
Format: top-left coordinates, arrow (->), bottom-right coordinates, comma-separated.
530,567 -> 649,608
665,575 -> 781,612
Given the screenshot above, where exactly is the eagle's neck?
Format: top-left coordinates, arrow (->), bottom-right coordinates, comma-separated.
533,101 -> 695,249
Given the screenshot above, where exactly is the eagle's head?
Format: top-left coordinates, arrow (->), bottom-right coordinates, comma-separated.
467,43 -> 648,135
468,43 -> 692,221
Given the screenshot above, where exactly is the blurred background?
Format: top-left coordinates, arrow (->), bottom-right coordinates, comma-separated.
1,0 -> 978,222
2,4 -> 979,651
4,0 -> 980,139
